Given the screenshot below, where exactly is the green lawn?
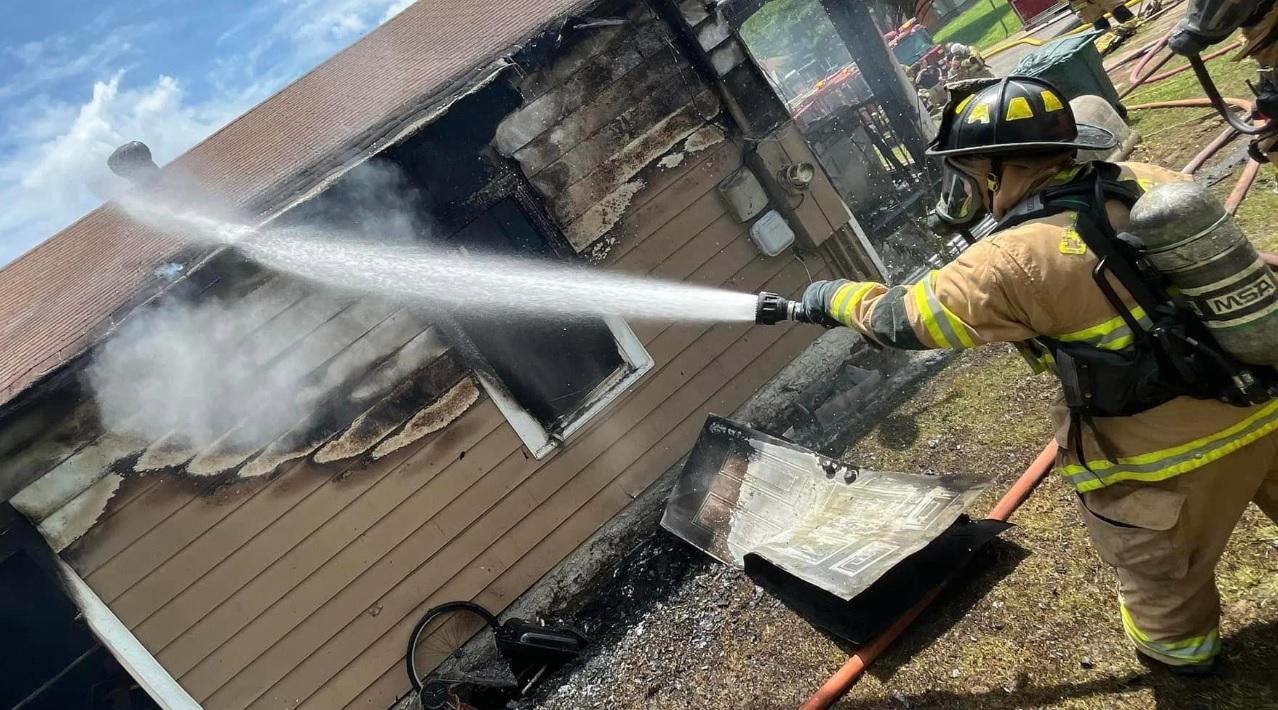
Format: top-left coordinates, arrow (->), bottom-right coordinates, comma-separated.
934,0 -> 1025,49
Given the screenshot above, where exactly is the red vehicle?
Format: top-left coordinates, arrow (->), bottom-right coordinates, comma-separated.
790,19 -> 940,124
885,19 -> 945,71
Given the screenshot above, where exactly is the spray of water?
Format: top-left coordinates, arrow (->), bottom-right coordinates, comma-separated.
124,201 -> 759,324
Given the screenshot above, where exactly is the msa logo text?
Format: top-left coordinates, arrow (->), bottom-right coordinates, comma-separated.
1207,277 -> 1277,315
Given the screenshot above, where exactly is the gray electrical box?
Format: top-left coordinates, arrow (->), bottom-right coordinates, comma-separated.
749,210 -> 795,256
718,168 -> 768,223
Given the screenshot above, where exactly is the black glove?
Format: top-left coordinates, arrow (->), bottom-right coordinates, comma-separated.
800,280 -> 849,329
1168,26 -> 1210,55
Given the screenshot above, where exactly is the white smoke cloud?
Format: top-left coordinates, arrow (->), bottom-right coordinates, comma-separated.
89,160 -> 429,454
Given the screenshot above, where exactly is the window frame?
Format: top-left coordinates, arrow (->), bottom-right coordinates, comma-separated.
443,162 -> 654,459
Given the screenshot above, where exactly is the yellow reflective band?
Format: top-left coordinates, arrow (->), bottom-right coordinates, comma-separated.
912,280 -> 953,349
1062,398 -> 1278,491
1052,166 -> 1083,184
1005,96 -> 1034,121
913,273 -> 975,350
1041,89 -> 1064,112
830,282 -> 860,325
966,102 -> 991,125
832,282 -> 876,325
1056,306 -> 1150,351
1121,606 -> 1220,664
954,94 -> 974,116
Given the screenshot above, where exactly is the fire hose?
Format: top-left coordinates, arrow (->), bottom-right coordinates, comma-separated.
1117,29 -> 1272,211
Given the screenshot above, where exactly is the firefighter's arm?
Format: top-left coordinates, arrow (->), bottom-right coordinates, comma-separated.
801,241 -> 1040,349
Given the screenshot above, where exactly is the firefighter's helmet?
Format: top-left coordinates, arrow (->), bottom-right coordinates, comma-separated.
927,76 -> 1117,157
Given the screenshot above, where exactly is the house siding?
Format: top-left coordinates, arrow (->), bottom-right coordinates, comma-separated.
6,3 -> 859,709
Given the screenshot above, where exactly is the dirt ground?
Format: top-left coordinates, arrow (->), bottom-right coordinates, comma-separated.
521,10 -> 1278,710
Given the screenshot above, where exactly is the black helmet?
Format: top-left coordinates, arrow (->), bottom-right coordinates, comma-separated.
927,76 -> 1117,157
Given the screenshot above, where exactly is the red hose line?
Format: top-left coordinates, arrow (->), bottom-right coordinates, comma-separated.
1226,159 -> 1262,213
1128,34 -> 1170,85
1107,37 -> 1169,71
1121,38 -> 1243,99
799,441 -> 1059,710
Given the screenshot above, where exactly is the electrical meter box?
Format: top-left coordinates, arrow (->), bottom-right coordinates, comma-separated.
749,210 -> 795,256
718,168 -> 768,223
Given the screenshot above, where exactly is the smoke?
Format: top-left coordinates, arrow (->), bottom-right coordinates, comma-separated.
89,298 -> 296,451
88,160 -> 426,455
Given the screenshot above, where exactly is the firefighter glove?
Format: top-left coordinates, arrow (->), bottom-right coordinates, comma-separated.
800,280 -> 850,329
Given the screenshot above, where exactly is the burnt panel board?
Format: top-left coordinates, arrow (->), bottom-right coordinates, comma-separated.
662,415 -> 990,601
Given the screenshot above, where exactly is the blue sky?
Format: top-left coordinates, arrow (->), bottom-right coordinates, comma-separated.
0,0 -> 416,266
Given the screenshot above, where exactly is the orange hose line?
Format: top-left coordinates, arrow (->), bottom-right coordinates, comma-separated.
1226,159 -> 1263,214
799,440 -> 1059,710
1127,96 -> 1254,112
1181,126 -> 1240,174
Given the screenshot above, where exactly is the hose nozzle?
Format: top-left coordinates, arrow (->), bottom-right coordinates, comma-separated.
755,291 -> 808,325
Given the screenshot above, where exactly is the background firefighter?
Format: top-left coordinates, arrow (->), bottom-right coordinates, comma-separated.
945,42 -> 996,81
796,77 -> 1278,673
1071,0 -> 1139,33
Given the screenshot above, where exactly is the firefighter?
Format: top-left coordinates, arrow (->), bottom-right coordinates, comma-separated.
1071,0 -> 1138,34
945,42 -> 995,81
914,61 -> 949,110
799,77 -> 1278,673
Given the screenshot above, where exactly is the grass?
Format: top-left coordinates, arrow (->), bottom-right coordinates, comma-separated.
934,0 -> 1025,50
841,347 -> 1278,710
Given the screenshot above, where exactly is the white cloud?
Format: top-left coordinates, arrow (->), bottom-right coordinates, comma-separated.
0,73 -> 256,264
0,0 -> 415,266
381,0 -> 417,24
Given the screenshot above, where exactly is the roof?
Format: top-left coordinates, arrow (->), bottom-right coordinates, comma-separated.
0,0 -> 587,408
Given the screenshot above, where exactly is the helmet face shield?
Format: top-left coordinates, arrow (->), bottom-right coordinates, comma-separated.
934,158 -> 988,228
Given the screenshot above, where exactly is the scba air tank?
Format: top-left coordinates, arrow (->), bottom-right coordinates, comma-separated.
1128,180 -> 1278,367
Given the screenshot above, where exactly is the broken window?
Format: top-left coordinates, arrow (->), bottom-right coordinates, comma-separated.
0,505 -> 159,710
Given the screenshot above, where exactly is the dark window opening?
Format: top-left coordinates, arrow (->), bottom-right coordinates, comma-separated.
448,198 -> 625,428
1,506 -> 158,710
278,78 -> 650,449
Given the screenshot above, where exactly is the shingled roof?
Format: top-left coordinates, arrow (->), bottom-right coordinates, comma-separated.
0,0 -> 587,407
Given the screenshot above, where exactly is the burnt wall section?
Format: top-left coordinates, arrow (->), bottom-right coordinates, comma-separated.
494,1 -> 733,255
8,272 -> 478,553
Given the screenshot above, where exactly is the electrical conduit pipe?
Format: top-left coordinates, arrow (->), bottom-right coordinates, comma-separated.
799,441 -> 1059,710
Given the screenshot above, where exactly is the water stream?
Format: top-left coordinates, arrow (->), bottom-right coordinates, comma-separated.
128,203 -> 760,324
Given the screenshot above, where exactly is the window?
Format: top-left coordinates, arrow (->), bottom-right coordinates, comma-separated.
446,194 -> 653,458
358,80 -> 653,458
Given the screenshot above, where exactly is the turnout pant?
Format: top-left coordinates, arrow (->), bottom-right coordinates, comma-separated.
1076,431 -> 1278,666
